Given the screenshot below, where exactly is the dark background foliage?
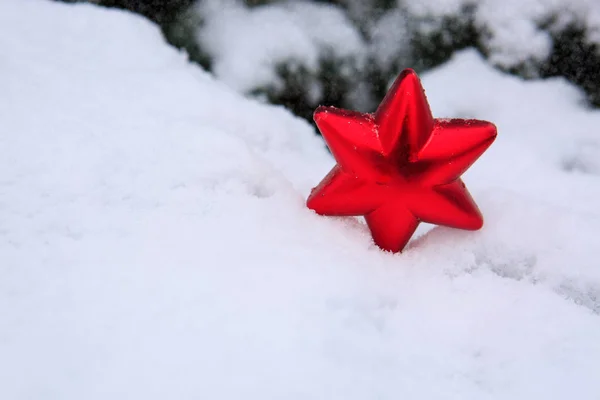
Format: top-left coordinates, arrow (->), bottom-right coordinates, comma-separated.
56,0 -> 600,121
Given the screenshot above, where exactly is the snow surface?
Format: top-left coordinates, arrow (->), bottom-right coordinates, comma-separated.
2,0 -> 600,399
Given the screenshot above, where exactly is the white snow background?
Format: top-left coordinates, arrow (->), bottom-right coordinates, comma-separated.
2,0 -> 600,399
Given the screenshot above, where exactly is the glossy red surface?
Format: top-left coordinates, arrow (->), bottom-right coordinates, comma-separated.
307,69 -> 497,253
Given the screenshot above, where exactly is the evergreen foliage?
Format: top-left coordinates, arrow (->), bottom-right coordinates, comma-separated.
55,0 -> 600,117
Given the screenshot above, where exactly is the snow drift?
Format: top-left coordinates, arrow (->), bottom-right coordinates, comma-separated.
1,0 -> 600,399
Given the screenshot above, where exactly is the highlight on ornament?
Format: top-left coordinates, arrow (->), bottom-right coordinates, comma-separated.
306,69 -> 497,253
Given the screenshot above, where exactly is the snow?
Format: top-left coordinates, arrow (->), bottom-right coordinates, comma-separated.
402,0 -> 472,19
368,8 -> 411,72
2,0 -> 600,399
197,0 -> 366,96
403,0 -> 600,72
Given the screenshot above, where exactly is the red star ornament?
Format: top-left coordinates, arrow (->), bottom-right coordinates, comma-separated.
306,69 -> 497,253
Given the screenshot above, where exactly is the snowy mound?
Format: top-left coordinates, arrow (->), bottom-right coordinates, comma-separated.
2,0 -> 600,399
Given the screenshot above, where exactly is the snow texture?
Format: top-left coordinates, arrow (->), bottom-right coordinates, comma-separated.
2,0 -> 600,399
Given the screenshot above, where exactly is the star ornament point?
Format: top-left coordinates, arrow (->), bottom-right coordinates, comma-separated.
307,69 -> 497,253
